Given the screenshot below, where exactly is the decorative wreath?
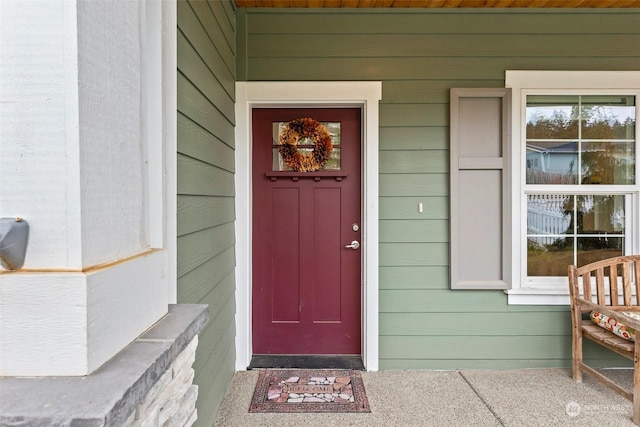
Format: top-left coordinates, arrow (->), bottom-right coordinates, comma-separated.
278,117 -> 333,172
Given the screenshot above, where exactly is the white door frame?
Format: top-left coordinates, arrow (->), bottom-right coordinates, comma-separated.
234,81 -> 381,371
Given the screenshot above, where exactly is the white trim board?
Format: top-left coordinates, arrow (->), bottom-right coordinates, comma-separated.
505,70 -> 640,305
234,81 -> 382,371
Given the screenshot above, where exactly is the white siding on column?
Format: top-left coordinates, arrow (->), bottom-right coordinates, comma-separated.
0,0 -> 173,376
0,0 -> 82,269
77,0 -> 146,266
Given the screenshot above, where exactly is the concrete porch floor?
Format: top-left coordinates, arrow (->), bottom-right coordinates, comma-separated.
215,368 -> 636,426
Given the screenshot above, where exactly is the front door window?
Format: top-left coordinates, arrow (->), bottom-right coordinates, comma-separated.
271,121 -> 342,171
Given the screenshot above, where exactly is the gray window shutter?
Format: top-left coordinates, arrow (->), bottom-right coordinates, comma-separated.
450,88 -> 511,290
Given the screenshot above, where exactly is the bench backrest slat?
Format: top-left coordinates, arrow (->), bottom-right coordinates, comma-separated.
623,261 -> 633,306
610,265 -> 619,306
582,272 -> 592,303
569,255 -> 640,309
635,261 -> 640,304
596,267 -> 606,306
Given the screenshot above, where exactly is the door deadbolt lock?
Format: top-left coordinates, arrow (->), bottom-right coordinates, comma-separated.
352,223 -> 359,232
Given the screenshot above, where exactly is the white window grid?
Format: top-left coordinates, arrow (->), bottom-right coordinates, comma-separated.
505,71 -> 640,304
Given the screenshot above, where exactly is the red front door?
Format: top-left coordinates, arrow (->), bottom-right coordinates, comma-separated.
252,108 -> 362,355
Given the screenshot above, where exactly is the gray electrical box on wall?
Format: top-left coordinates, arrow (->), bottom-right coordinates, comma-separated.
450,88 -> 511,290
0,217 -> 30,270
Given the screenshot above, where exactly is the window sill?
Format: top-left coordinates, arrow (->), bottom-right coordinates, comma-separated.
505,288 -> 571,305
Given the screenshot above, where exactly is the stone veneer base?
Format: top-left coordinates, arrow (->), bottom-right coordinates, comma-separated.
0,304 -> 208,427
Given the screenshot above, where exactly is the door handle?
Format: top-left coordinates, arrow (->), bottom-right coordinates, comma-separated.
345,240 -> 360,250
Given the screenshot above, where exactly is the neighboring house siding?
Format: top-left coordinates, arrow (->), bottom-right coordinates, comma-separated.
238,8 -> 640,369
177,1 -> 236,425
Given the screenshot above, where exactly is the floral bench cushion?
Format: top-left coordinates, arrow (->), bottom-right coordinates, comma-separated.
590,311 -> 640,342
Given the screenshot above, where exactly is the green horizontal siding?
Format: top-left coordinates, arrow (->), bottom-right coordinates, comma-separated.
380,197 -> 448,220
187,0 -> 236,78
380,104 -> 448,127
193,325 -> 235,427
380,174 -> 448,197
379,355 -> 631,370
379,337 -> 630,368
178,0 -> 235,97
379,127 -> 449,150
177,73 -> 235,143
245,10 -> 640,35
380,359 -> 573,370
247,57 -> 640,81
379,220 -> 448,243
177,222 -> 235,279
178,249 -> 235,305
177,33 -> 235,122
177,1 -> 236,426
379,266 -> 449,290
380,243 -> 449,267
177,196 -> 235,236
380,289 -> 506,313
177,154 -> 234,197
379,150 -> 448,174
382,80 -> 503,105
380,312 -> 573,336
380,335 -> 569,360
178,113 -> 234,172
240,7 -> 640,371
249,34 -> 640,58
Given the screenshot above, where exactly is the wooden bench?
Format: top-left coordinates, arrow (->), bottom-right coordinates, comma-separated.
568,255 -> 640,424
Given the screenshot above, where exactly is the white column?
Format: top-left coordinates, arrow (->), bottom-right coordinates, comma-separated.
0,0 -> 176,376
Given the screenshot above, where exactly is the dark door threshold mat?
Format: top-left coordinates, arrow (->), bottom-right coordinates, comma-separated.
249,369 -> 371,413
248,355 -> 365,370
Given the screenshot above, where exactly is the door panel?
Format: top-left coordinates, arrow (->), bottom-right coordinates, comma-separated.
252,107 -> 362,355
271,187 -> 300,322
312,187 -> 341,322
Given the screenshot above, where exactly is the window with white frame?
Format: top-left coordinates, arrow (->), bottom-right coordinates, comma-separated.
506,71 -> 640,305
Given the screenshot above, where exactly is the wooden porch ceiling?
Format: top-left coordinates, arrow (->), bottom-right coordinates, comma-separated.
235,0 -> 640,7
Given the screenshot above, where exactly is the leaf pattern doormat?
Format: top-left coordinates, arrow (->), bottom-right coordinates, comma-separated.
249,369 -> 371,413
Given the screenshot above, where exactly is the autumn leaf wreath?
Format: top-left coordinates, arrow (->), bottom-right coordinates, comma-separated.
278,117 -> 333,172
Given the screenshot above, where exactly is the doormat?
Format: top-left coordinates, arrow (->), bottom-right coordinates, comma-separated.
249,369 -> 371,413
